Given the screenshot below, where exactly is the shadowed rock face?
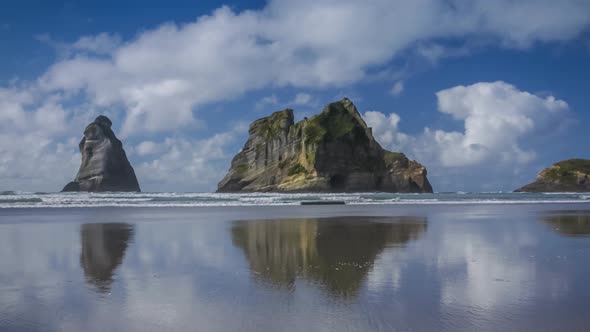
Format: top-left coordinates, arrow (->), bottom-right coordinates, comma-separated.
217,98 -> 432,193
231,216 -> 427,297
80,223 -> 134,293
62,115 -> 140,192
516,159 -> 590,193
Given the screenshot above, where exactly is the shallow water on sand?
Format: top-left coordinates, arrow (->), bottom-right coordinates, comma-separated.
1,204 -> 590,331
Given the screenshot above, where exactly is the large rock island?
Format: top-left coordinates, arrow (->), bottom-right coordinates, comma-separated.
217,98 -> 432,193
62,115 -> 141,192
516,159 -> 590,192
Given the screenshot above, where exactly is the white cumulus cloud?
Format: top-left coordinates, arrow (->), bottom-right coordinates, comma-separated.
364,81 -> 569,190
1,0 -> 589,191
135,141 -> 162,156
72,32 -> 122,55
0,86 -> 87,191
135,122 -> 248,191
37,0 -> 590,135
290,93 -> 313,106
364,111 -> 412,152
429,81 -> 568,167
255,94 -> 279,111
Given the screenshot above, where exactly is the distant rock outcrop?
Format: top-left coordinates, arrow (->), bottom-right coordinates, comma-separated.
62,115 -> 140,192
516,159 -> 590,192
217,98 -> 432,193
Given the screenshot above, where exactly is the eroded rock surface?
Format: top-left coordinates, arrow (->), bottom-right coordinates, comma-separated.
62,115 -> 140,192
516,159 -> 590,192
218,98 -> 432,193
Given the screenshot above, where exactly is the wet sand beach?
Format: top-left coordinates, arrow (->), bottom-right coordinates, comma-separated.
1,203 -> 590,331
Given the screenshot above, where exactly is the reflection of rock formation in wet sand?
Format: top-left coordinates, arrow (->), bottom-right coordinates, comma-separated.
543,211 -> 590,236
231,216 -> 426,296
80,223 -> 134,292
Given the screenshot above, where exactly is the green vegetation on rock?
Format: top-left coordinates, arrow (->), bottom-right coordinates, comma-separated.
553,159 -> 590,174
288,163 -> 307,176
317,103 -> 363,141
516,158 -> 590,192
544,159 -> 590,184
383,151 -> 407,165
235,164 -> 249,174
546,159 -> 590,178
217,98 -> 433,193
323,113 -> 354,139
305,146 -> 317,167
259,109 -> 293,139
300,100 -> 368,145
303,117 -> 326,144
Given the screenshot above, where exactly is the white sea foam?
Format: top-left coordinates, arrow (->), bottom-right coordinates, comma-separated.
0,191 -> 589,208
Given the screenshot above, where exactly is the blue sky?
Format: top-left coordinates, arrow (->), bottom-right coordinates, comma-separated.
1,0 -> 589,192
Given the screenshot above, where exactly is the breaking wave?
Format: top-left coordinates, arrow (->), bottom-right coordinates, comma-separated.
0,191 -> 589,208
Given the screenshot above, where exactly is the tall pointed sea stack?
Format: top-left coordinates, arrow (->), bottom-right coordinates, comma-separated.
217,98 -> 432,193
62,115 -> 140,192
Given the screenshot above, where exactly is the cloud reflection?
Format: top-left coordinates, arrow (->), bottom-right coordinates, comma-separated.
2,206 -> 590,332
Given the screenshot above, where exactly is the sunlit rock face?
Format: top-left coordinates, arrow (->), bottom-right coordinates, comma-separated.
62,115 -> 140,192
80,223 -> 134,293
217,98 -> 432,193
516,159 -> 590,193
231,216 -> 427,296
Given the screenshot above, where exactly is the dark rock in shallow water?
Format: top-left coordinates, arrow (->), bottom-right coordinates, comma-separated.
62,115 -> 140,192
516,159 -> 590,192
301,201 -> 346,205
217,98 -> 432,193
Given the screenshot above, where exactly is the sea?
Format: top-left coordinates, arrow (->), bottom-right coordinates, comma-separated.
1,192 -> 590,331
1,190 -> 590,208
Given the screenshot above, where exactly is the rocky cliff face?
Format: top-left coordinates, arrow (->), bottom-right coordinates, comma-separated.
516,159 -> 590,192
62,115 -> 141,192
217,98 -> 433,193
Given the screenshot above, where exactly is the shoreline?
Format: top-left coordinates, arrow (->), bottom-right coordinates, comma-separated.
2,202 -> 589,225
0,191 -> 589,209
